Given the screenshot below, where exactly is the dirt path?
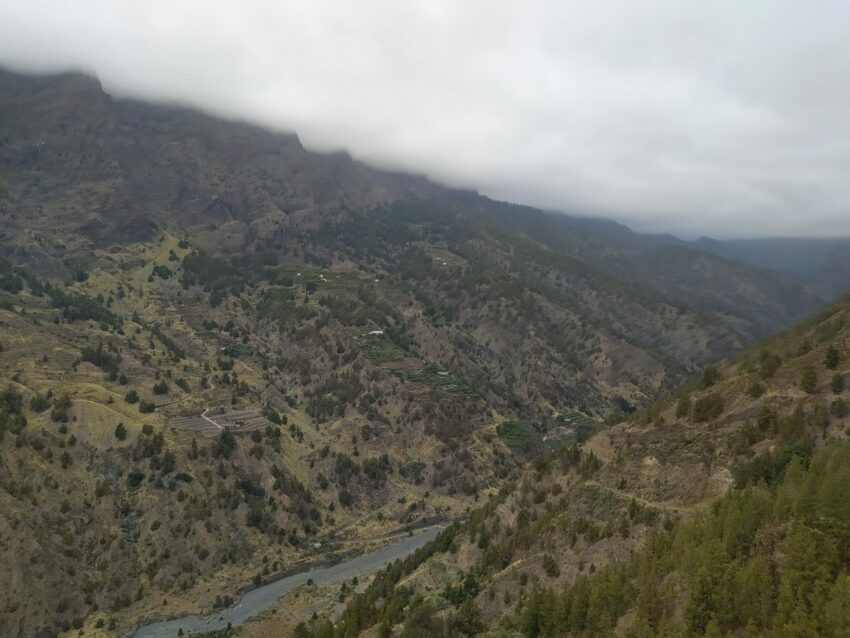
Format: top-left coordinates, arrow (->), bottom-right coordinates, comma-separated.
582,479 -> 693,513
200,406 -> 223,430
155,375 -> 216,414
157,375 -> 228,434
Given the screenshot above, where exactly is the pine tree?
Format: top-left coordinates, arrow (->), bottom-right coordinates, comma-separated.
735,557 -> 774,629
701,365 -> 722,388
686,564 -> 720,634
568,577 -> 590,633
823,576 -> 850,637
825,347 -> 840,370
636,566 -> 661,629
813,402 -> 830,429
801,367 -> 818,394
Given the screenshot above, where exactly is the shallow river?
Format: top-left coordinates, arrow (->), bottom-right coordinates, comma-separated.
131,526 -> 442,637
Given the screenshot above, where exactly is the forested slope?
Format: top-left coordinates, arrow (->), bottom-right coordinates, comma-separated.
295,294 -> 850,637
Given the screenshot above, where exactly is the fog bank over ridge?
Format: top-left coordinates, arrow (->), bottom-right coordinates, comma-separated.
2,1 -> 850,238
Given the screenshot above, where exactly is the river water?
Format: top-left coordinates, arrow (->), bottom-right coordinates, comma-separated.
130,526 -> 442,637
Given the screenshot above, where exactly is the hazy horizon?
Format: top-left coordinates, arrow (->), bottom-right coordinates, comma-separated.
2,1 -> 849,239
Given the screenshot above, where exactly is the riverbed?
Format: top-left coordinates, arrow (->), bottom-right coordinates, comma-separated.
130,526 -> 443,637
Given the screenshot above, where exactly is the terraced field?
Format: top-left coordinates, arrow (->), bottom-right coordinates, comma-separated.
361,332 -> 408,364
270,268 -> 365,291
362,333 -> 476,395
423,246 -> 468,269
542,410 -> 601,448
558,409 -> 600,431
170,409 -> 273,437
397,363 -> 476,395
496,420 -> 535,451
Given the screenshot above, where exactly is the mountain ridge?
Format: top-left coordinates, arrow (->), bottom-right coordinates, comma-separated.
0,67 -> 848,637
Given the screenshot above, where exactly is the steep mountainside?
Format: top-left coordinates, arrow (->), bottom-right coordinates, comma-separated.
0,68 -> 844,637
302,295 -> 850,637
0,70 -> 831,412
692,236 -> 850,301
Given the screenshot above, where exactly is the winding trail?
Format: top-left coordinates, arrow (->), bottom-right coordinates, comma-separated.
155,375 -> 216,414
199,376 -> 223,429
129,526 -> 443,638
156,375 -> 226,432
582,479 -> 695,512
200,406 -> 223,430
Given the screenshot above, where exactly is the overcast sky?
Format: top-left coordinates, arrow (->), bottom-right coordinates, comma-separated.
1,1 -> 849,238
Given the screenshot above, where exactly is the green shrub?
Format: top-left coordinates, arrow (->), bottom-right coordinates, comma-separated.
50,394 -> 73,422
700,366 -> 722,388
339,488 -> 353,507
542,554 -> 560,577
127,470 -> 145,489
139,400 -> 156,413
825,346 -> 840,370
692,393 -> 724,422
30,393 -> 51,412
747,382 -> 764,398
801,367 -> 817,394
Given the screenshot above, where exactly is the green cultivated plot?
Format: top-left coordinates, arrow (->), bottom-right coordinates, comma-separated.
362,333 -> 406,364
497,420 -> 533,451
363,334 -> 476,395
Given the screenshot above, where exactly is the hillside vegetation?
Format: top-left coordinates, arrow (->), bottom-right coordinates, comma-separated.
0,68 -> 847,637
296,294 -> 850,637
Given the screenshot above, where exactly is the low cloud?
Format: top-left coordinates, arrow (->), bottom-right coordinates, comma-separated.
2,1 -> 849,238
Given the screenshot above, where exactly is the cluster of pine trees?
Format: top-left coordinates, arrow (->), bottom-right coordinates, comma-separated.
295,439 -> 850,637
519,441 -> 850,637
